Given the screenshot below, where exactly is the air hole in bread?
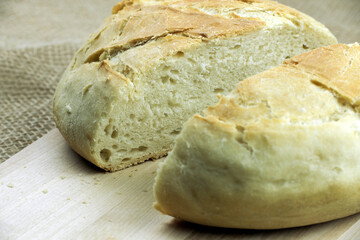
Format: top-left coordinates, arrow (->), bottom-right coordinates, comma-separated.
213,88 -> 224,93
112,144 -> 118,149
170,129 -> 180,135
316,152 -> 324,160
111,130 -> 118,138
122,158 -> 131,162
161,76 -> 169,84
169,78 -> 176,85
175,51 -> 185,58
170,69 -> 179,75
138,146 -> 148,151
131,146 -> 148,152
302,44 -> 309,49
162,65 -> 170,71
233,44 -> 241,49
161,76 -> 176,85
130,114 -> 135,119
332,166 -> 342,174
187,58 -> 196,64
104,124 -> 112,135
100,149 -> 111,162
236,125 -> 245,132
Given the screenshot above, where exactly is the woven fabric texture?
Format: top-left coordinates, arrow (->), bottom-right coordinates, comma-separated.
0,0 -> 359,163
0,44 -> 78,162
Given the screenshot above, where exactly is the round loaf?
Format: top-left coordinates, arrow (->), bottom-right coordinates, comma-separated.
53,0 -> 336,171
154,43 -> 360,229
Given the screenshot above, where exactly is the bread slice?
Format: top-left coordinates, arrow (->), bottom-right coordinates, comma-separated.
153,43 -> 360,229
53,0 -> 337,171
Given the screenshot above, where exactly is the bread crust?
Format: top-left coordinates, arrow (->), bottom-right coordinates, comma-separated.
153,43 -> 360,229
53,0 -> 337,171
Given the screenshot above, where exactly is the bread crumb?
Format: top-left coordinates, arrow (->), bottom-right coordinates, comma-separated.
82,201 -> 87,204
7,183 -> 14,188
65,104 -> 72,113
61,176 -> 66,180
67,197 -> 71,200
24,166 -> 27,168
81,179 -> 90,184
1,182 -> 3,185
116,192 -> 121,195
134,169 -> 138,171
42,190 -> 48,194
129,174 -> 133,177
93,177 -> 100,185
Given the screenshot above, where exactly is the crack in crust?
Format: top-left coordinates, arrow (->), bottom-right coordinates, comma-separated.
203,44 -> 360,132
284,44 -> 360,106
84,4 -> 265,65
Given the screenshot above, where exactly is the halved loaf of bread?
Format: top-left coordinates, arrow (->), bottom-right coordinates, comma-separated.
154,43 -> 360,229
53,0 -> 336,171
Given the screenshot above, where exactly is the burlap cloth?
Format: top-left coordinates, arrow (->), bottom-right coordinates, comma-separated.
0,0 -> 359,163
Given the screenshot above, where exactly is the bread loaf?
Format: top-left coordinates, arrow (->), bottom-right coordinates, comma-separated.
153,43 -> 360,229
53,0 -> 336,171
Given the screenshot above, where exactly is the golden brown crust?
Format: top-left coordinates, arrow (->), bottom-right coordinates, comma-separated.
75,0 -> 335,71
112,0 -> 136,14
71,0 -> 336,72
84,4 -> 265,64
118,35 -> 201,73
207,44 -> 360,126
284,44 -> 360,105
125,0 -> 327,30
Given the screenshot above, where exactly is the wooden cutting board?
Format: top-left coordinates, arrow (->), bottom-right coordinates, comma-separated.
1,129 -> 360,239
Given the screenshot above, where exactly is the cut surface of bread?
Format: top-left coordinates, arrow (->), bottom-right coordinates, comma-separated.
53,0 -> 337,171
153,43 -> 360,229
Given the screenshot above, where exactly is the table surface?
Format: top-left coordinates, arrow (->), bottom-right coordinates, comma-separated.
1,129 -> 360,240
